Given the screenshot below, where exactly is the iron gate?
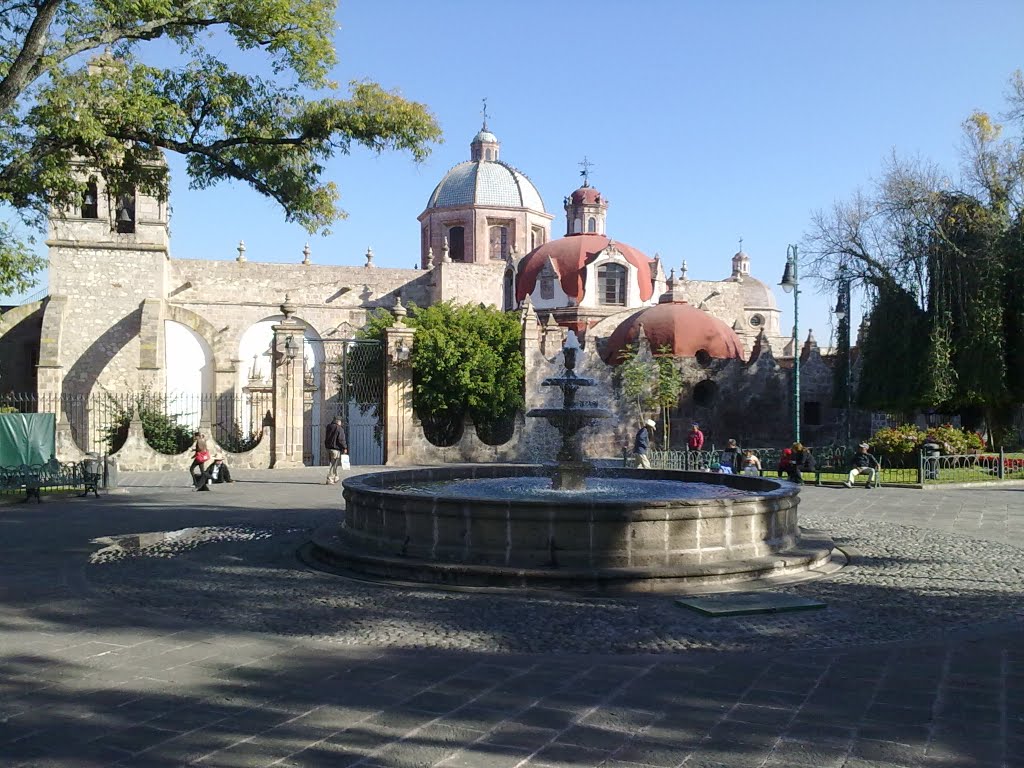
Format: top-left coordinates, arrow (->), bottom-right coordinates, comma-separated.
304,338 -> 383,466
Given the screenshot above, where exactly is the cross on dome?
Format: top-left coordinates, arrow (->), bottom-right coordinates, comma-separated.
578,156 -> 594,187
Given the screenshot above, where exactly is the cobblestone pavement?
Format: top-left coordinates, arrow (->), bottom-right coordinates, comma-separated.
0,468 -> 1022,768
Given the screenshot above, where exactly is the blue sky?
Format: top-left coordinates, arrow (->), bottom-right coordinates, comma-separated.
9,0 -> 1024,346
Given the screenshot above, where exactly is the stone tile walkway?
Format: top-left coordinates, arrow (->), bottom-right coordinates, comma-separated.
0,468 -> 1022,767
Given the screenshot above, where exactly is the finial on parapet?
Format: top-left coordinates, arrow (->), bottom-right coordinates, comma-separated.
280,294 -> 296,321
442,237 -> 452,263
426,246 -> 434,267
365,246 -> 375,268
392,294 -> 407,325
302,243 -> 311,265
681,260 -> 688,280
236,240 -> 246,263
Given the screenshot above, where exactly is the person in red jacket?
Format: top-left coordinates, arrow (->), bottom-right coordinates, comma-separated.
686,423 -> 705,451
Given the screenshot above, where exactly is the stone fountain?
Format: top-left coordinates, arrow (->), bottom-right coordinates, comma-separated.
525,330 -> 610,490
309,333 -> 834,593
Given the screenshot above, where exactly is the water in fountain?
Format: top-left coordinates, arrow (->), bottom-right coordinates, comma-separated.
525,330 -> 611,490
310,326 -> 833,592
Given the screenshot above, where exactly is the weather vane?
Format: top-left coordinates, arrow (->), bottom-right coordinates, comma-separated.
739,236 -> 744,252
481,97 -> 489,130
578,156 -> 594,187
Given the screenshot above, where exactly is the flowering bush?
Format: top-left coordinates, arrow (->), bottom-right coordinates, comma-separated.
870,426 -> 926,456
924,423 -> 985,454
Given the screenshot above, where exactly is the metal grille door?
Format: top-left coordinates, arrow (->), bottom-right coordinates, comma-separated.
304,339 -> 383,466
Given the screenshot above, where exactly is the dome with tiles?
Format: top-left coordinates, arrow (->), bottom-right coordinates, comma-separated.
425,128 -> 546,213
426,161 -> 546,212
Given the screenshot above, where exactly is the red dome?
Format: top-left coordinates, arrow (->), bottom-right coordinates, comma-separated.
516,233 -> 654,303
602,300 -> 745,364
569,186 -> 603,205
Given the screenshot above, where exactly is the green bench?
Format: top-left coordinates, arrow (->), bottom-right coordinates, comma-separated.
0,460 -> 101,502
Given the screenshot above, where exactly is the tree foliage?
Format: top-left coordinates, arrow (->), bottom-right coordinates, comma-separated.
805,72 -> 1024,442
0,0 -> 442,294
359,302 -> 525,444
615,343 -> 685,449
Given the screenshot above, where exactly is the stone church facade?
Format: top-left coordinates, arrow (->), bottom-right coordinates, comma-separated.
0,124 -> 845,469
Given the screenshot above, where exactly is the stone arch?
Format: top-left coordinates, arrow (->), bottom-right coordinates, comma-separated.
163,304 -> 232,373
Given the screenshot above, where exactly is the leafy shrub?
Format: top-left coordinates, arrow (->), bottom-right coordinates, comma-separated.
104,395 -> 194,455
924,423 -> 985,454
869,426 -> 926,457
216,420 -> 262,453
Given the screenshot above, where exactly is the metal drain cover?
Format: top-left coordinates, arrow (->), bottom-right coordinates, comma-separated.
676,592 -> 826,617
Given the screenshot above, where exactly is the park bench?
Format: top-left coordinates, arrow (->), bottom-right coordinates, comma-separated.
0,460 -> 101,502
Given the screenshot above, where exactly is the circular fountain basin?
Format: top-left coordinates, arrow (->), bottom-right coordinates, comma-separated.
310,464 -> 834,593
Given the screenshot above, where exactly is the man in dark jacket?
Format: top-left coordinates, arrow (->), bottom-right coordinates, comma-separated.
325,416 -> 348,485
633,419 -> 656,469
844,443 -> 879,488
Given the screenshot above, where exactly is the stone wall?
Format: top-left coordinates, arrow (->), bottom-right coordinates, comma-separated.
109,418 -> 272,471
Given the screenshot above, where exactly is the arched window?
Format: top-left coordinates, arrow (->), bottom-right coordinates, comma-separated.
503,270 -> 515,311
81,181 -> 98,219
597,263 -> 626,305
486,149 -> 493,161
587,216 -> 597,233
448,226 -> 465,261
489,225 -> 509,260
530,226 -> 545,251
573,217 -> 582,234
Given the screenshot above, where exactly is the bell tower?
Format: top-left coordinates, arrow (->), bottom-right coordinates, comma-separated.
564,158 -> 608,236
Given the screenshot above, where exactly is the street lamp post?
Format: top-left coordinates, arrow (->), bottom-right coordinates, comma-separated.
779,245 -> 800,444
833,269 -> 852,446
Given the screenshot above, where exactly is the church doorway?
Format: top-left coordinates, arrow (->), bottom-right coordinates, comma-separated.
303,338 -> 383,466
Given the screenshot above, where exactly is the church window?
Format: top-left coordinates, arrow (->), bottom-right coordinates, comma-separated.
486,149 -> 493,161
503,270 -> 515,311
540,275 -> 554,300
489,225 -> 510,260
448,226 -> 465,261
749,314 -> 764,328
573,217 -> 582,234
530,226 -> 545,251
81,181 -> 98,219
587,217 -> 597,233
597,263 -> 626,305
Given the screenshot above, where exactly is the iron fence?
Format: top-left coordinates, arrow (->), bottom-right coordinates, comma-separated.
0,391 -> 273,455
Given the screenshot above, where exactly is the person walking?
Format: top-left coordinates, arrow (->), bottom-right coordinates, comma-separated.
633,419 -> 657,470
325,416 -> 349,484
844,442 -> 880,488
189,431 -> 211,490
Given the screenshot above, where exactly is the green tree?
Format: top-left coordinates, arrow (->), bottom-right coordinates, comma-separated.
0,0 -> 442,294
359,302 -> 524,445
616,344 -> 684,449
805,72 -> 1024,443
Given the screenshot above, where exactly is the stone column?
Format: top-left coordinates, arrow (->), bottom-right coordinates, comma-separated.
383,299 -> 416,465
270,296 -> 306,468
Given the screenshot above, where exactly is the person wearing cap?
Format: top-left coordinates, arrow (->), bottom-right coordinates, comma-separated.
209,455 -> 234,484
324,415 -> 349,484
845,443 -> 880,488
633,418 -> 657,470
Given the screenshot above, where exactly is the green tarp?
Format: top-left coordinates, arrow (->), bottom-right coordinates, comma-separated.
0,413 -> 56,466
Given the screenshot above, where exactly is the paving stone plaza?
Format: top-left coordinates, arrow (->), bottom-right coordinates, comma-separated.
1,469 -> 1022,768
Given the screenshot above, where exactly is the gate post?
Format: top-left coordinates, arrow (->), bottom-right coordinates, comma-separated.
383,299 -> 416,465
270,296 -> 307,468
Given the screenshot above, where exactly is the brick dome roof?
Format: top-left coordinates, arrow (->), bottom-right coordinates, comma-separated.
602,298 -> 745,364
569,186 -> 603,205
515,234 -> 654,303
